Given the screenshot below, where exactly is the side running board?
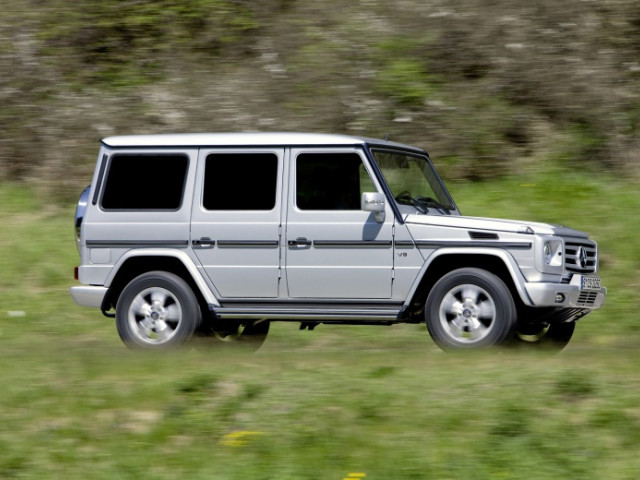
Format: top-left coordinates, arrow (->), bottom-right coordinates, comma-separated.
209,302 -> 403,322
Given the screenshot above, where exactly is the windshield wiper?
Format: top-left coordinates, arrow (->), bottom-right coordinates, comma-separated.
396,192 -> 451,215
395,192 -> 427,214
415,196 -> 450,215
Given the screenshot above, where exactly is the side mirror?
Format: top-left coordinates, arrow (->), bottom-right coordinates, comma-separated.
361,192 -> 386,223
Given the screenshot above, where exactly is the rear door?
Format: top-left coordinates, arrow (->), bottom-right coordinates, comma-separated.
284,148 -> 394,299
191,148 -> 284,298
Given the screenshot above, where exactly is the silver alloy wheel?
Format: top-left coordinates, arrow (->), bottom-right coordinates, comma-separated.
127,286 -> 183,345
438,283 -> 496,344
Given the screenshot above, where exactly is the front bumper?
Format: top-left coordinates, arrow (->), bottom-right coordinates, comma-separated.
524,278 -> 606,309
70,285 -> 107,308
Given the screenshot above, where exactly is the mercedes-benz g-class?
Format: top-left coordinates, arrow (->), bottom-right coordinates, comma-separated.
71,133 -> 606,350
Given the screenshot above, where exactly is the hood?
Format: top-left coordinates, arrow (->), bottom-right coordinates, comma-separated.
404,214 -> 589,238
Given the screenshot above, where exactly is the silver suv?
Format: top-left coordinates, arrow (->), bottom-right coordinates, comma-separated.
71,133 -> 606,350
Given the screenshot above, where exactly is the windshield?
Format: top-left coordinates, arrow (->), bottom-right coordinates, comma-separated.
371,149 -> 456,214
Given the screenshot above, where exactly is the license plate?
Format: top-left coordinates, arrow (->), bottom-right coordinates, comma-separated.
581,276 -> 601,290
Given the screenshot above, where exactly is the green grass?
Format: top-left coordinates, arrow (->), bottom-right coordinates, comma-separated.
0,177 -> 639,479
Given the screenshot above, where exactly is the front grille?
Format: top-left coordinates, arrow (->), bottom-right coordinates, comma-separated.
564,240 -> 597,274
577,291 -> 598,307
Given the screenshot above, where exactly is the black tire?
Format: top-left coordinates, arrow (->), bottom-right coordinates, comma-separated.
115,271 -> 201,349
513,321 -> 575,351
194,318 -> 270,351
425,268 -> 516,350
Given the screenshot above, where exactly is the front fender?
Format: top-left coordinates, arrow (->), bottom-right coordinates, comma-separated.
403,247 -> 534,308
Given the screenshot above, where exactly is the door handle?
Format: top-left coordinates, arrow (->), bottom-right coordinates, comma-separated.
288,237 -> 312,247
192,237 -> 215,248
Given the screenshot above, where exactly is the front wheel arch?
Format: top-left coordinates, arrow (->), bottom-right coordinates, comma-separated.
406,253 -> 524,319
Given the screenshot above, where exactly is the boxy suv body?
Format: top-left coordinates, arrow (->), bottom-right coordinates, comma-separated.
71,133 -> 606,350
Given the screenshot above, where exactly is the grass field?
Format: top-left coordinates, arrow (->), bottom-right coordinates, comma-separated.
1,172 -> 639,479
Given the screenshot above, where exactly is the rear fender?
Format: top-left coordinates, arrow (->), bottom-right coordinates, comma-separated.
105,248 -> 220,307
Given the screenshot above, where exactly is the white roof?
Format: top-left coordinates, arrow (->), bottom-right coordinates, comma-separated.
101,132 -> 423,152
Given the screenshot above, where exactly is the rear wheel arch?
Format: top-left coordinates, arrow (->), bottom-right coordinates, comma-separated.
102,255 -> 210,314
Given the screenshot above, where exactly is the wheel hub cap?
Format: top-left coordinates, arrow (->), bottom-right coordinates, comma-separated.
127,287 -> 182,345
439,284 -> 496,344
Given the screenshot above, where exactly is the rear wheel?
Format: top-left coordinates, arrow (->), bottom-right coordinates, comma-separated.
116,271 -> 201,349
425,268 -> 516,350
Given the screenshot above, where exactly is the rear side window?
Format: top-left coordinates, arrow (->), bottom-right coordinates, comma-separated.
203,153 -> 278,210
101,154 -> 189,210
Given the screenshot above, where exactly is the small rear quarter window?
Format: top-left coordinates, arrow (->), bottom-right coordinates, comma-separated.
101,154 -> 188,210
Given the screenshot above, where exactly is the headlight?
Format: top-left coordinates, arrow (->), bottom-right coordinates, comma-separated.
543,240 -> 562,266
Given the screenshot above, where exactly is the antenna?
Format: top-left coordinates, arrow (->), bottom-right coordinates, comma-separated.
385,133 -> 389,141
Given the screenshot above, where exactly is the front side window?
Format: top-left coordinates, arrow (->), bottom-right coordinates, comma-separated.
203,153 -> 278,210
101,154 -> 188,210
296,153 -> 376,210
371,149 -> 455,213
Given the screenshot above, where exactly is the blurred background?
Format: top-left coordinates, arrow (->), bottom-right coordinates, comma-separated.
1,1 -> 640,478
2,0 -> 639,195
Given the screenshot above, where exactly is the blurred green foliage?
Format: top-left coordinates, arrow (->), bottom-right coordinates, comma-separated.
1,0 -> 639,189
375,58 -> 435,106
40,0 -> 261,87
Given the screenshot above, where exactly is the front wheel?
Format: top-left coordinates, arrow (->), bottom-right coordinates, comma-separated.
116,271 -> 201,349
425,268 -> 516,350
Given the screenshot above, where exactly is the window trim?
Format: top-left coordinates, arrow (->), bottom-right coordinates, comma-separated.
92,154 -> 108,206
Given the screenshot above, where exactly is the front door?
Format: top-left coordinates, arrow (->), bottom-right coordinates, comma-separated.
191,148 -> 284,298
285,148 -> 394,299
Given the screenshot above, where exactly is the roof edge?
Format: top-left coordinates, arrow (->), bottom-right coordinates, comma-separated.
101,132 -> 424,152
